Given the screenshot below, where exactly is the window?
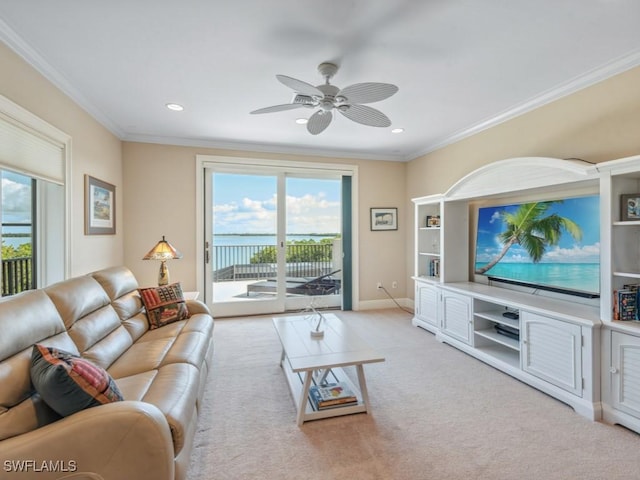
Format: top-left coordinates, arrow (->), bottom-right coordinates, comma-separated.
0,94 -> 70,293
1,170 -> 36,295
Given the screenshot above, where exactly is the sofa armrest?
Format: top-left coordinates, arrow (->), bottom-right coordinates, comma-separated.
186,299 -> 211,316
1,401 -> 174,480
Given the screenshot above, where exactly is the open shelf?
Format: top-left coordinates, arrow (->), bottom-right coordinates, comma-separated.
281,361 -> 368,422
474,311 -> 519,330
474,345 -> 520,369
475,329 -> 519,351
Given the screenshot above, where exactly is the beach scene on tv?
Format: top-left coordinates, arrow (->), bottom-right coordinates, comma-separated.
474,195 -> 600,297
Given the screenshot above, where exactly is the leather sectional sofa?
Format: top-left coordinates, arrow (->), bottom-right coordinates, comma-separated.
0,266 -> 214,480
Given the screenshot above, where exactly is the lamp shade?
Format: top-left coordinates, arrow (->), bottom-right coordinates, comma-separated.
142,236 -> 183,260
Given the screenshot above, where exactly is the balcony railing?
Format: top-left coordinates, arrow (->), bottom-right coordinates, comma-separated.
213,243 -> 334,281
2,257 -> 33,296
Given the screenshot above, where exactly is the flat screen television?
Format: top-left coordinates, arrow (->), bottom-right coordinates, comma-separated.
474,195 -> 600,298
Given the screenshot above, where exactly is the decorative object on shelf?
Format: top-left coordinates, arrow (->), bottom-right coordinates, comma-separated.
426,215 -> 441,227
370,207 -> 398,231
620,193 -> 640,221
142,236 -> 183,286
84,175 -> 116,235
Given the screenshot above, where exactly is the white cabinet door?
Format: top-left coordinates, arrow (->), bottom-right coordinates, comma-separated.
440,290 -> 472,345
521,312 -> 582,396
611,331 -> 640,418
415,282 -> 439,328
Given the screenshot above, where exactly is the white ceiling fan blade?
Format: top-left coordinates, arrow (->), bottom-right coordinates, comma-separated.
250,103 -> 304,114
338,104 -> 391,127
338,83 -> 398,104
307,110 -> 332,135
276,75 -> 324,97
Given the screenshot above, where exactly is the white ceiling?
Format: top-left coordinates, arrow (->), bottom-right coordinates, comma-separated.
1,1 -> 640,161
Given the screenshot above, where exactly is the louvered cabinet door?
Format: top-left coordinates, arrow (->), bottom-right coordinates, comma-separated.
440,290 -> 472,345
416,282 -> 439,328
521,312 -> 582,396
611,331 -> 640,418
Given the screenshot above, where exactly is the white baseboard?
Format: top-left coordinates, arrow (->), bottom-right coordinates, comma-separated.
357,297 -> 413,311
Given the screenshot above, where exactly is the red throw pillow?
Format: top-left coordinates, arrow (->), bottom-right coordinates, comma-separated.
138,282 -> 190,329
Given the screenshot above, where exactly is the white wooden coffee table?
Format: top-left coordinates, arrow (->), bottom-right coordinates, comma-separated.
273,313 -> 385,426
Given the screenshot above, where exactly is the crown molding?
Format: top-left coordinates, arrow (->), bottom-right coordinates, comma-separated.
409,49 -> 640,161
122,133 -> 406,162
0,18 -> 125,138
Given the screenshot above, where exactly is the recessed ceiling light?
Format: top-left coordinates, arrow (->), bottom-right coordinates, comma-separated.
295,118 -> 308,125
391,128 -> 404,134
166,103 -> 184,111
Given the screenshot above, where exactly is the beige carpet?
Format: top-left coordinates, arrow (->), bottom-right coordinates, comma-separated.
187,309 -> 640,480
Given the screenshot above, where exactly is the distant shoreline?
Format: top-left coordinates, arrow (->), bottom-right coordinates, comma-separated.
214,233 -> 338,237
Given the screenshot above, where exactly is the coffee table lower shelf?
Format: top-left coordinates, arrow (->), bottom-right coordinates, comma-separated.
280,357 -> 370,425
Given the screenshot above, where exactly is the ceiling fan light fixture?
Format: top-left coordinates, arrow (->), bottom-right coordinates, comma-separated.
392,128 -> 404,134
295,118 -> 308,124
251,62 -> 398,135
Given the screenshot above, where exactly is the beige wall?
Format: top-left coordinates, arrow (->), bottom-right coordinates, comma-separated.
0,42 -> 123,276
122,143 -> 407,304
406,65 -> 640,299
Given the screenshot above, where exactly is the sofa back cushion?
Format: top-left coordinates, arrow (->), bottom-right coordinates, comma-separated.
0,290 -> 78,441
45,276 -> 133,370
92,266 -> 149,341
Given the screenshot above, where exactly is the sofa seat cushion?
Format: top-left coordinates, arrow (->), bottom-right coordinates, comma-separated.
114,363 -> 200,455
107,315 -> 213,379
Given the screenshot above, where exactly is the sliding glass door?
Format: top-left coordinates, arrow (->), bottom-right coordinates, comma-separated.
203,164 -> 344,317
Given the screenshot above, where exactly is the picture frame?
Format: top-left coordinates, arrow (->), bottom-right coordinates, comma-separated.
370,207 -> 398,231
85,175 -> 116,235
426,215 -> 441,228
621,193 -> 640,221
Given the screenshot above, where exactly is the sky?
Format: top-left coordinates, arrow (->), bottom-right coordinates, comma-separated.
1,171 -> 31,221
475,195 -> 600,264
213,173 -> 341,234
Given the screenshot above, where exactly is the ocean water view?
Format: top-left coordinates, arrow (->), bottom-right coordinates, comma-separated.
475,262 -> 600,294
1,233 -> 31,249
213,234 -> 337,246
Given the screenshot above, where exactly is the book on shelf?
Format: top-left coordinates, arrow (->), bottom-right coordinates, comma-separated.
614,287 -> 638,321
428,258 -> 440,277
309,382 -> 358,410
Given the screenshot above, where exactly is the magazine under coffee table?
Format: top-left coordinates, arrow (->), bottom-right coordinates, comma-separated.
272,313 -> 385,426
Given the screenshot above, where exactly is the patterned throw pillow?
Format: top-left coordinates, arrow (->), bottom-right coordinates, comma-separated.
30,344 -> 123,417
138,282 -> 190,329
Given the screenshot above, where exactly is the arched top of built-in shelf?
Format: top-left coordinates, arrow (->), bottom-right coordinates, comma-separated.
444,157 -> 599,201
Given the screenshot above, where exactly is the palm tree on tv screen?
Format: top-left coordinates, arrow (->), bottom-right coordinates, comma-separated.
475,201 -> 583,275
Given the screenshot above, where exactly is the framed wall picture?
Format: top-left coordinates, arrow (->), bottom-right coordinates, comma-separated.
370,207 -> 398,231
621,193 -> 640,221
426,215 -> 441,227
85,175 -> 116,235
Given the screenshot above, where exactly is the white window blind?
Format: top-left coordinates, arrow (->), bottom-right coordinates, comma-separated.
0,112 -> 65,185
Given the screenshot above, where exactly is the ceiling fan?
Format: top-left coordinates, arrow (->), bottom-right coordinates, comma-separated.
250,62 -> 398,135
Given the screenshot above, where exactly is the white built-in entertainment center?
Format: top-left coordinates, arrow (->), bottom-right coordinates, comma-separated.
412,155 -> 640,433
